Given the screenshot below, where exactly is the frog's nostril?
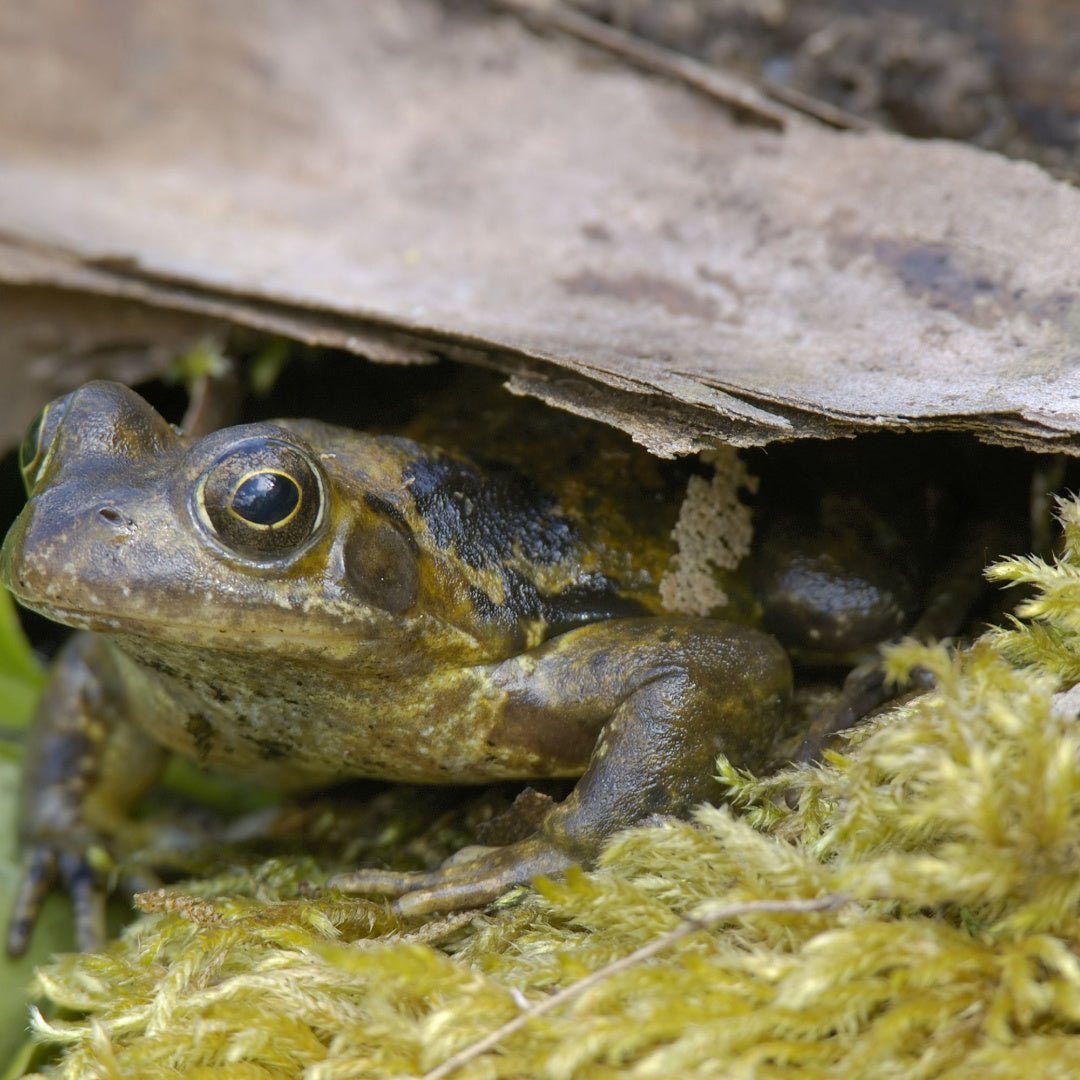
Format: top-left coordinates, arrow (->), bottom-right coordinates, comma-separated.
97,506 -> 133,529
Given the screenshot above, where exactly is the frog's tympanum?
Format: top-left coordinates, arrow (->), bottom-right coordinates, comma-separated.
2,381 -> 935,955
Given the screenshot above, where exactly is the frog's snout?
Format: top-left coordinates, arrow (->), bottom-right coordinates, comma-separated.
0,484 -> 144,614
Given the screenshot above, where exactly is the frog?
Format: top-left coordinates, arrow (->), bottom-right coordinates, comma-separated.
3,379 -> 797,954
3,378 -> 997,955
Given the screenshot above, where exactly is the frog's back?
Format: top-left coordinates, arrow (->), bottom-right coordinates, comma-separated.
396,376 -> 684,603
279,392 -> 683,651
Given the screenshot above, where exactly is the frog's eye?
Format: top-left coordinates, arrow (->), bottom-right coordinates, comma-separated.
195,437 -> 325,561
18,402 -> 61,494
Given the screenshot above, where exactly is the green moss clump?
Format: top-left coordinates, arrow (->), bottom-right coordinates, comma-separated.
986,495 -> 1080,683
13,501 -> 1080,1078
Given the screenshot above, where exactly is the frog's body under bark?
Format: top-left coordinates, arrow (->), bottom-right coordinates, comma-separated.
4,382 -> 794,953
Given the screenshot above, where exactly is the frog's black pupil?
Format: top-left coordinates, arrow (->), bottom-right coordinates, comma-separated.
232,472 -> 300,526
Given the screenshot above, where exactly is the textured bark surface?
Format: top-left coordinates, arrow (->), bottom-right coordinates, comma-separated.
0,0 -> 1077,454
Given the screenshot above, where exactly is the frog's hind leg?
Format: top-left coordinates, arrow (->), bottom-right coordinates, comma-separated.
331,617 -> 792,917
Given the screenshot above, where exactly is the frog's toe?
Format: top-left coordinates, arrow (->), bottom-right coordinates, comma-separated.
6,845 -> 111,957
7,847 -> 59,957
329,838 -> 574,917
58,851 -> 108,953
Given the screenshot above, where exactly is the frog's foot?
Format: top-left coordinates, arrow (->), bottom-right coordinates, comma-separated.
7,845 -> 104,956
8,631 -> 172,955
6,840 -> 163,956
794,655 -> 936,765
795,659 -> 889,765
329,837 -> 574,917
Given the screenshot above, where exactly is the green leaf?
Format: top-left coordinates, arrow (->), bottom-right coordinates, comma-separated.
0,590 -> 43,732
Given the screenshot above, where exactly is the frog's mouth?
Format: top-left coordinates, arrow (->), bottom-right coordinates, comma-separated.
8,582 -> 175,639
9,593 -> 139,636
10,590 -> 363,662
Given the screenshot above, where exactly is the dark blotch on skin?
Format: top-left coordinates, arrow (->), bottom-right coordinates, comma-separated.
467,583 -> 532,638
185,712 -> 215,761
542,580 -> 649,638
466,568 -> 554,631
404,453 -> 576,569
467,569 -> 639,642
251,735 -> 291,761
144,658 -> 182,680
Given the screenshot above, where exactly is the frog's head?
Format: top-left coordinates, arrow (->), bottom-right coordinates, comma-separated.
2,381 -> 447,663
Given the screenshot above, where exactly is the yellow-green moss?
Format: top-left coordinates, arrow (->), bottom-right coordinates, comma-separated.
13,500 -> 1080,1078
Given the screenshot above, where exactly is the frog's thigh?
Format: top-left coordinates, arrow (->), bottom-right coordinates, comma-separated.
497,617 -> 792,860
9,630 -> 169,955
333,619 -> 791,915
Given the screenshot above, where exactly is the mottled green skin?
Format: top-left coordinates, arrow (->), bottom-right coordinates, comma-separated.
3,382 -> 793,951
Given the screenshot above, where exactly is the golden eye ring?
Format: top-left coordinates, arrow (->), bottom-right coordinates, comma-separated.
193,436 -> 325,562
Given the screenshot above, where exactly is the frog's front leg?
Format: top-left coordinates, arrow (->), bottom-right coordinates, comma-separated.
332,618 -> 792,916
7,631 -> 169,955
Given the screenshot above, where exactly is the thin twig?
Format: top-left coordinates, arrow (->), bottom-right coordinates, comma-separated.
491,0 -> 787,128
420,892 -> 850,1080
758,76 -> 872,131
491,0 -> 869,131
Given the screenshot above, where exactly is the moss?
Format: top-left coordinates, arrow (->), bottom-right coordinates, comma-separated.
11,500 -> 1080,1078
